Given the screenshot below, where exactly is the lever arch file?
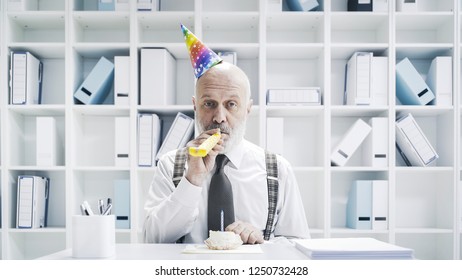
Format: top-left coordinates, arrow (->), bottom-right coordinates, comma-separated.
115,117 -> 130,167
372,180 -> 388,230
362,117 -> 388,167
373,0 -> 389,12
267,87 -> 321,106
98,0 -> 115,11
7,0 -> 38,11
36,116 -> 60,166
17,176 -> 50,229
371,56 -> 388,105
331,119 -> 372,166
115,0 -> 129,11
395,113 -> 438,166
137,113 -> 161,167
348,0 -> 372,11
344,52 -> 372,105
285,0 -> 319,11
217,51 -> 237,65
114,179 -> 130,229
346,180 -> 373,229
397,0 -> 417,12
10,51 -> 43,105
156,112 -> 194,161
140,48 -> 176,106
74,56 -> 114,105
137,0 -> 159,11
114,56 -> 130,106
426,56 -> 452,106
396,57 -> 435,105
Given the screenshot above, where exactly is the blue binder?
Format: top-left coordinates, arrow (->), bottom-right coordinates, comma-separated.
396,57 -> 435,105
74,56 -> 114,105
286,0 -> 319,11
114,179 -> 130,229
346,180 -> 372,229
98,0 -> 115,11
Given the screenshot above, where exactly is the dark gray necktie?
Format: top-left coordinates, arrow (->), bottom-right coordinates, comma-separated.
208,155 -> 235,231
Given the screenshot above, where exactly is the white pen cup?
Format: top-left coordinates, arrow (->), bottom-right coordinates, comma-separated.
72,215 -> 116,259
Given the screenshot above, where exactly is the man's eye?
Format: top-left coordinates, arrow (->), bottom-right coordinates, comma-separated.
227,101 -> 238,108
204,101 -> 215,108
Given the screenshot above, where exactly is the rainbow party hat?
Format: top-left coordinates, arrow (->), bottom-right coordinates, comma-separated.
181,24 -> 222,79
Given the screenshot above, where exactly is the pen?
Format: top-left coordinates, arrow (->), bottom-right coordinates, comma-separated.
98,199 -> 104,215
103,203 -> 112,215
80,204 -> 88,216
82,200 -> 94,216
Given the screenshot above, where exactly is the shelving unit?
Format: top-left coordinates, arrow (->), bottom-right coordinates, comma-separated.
0,0 -> 461,260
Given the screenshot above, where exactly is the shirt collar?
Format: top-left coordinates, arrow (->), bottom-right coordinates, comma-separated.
223,139 -> 247,170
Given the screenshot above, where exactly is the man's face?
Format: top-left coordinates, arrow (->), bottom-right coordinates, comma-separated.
193,64 -> 251,153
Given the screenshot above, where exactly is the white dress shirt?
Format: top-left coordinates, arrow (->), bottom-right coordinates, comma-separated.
143,139 -> 310,243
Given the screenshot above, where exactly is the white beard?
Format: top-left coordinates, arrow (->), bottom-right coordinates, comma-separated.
197,118 -> 247,154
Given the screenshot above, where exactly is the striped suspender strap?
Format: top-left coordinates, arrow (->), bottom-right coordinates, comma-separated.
264,151 -> 279,241
173,148 -> 188,187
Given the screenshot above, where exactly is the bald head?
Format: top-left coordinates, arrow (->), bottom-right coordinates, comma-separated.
195,62 -> 251,103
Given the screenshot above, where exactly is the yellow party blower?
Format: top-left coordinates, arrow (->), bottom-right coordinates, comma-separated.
189,129 -> 221,157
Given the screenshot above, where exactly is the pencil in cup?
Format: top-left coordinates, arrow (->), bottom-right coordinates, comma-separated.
189,129 -> 221,157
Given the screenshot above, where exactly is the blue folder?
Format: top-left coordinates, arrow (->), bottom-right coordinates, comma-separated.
346,180 -> 372,229
74,56 -> 114,105
396,57 -> 435,105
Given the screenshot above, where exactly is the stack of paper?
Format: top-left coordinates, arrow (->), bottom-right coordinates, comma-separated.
293,238 -> 414,260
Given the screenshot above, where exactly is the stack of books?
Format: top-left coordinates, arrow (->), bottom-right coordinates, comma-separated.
293,238 -> 414,260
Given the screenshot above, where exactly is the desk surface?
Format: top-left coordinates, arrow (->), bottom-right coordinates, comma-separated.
38,243 -> 309,260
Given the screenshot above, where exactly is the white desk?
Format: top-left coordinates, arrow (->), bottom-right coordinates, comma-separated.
38,243 -> 309,260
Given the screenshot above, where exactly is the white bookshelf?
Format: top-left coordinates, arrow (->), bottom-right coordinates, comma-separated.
0,0 -> 461,260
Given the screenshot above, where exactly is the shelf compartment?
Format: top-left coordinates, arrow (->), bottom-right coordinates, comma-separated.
331,13 -> 388,44
7,12 -> 65,43
8,111 -> 65,166
136,169 -> 155,232
7,0 -> 66,11
395,170 -> 454,231
73,170 -> 129,216
73,12 -> 130,43
8,169 -> 66,229
137,12 -> 194,43
396,13 -> 454,44
331,115 -> 389,167
7,231 -> 65,260
395,109 -> 455,167
266,48 -> 324,89
202,12 -> 259,44
267,12 -> 324,44
265,113 -> 325,167
159,0 -> 194,11
396,0 -> 454,12
73,111 -> 129,167
395,233 -> 454,260
294,169 -> 325,231
330,170 -> 389,229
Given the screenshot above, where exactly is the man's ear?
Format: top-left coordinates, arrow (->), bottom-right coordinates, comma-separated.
192,96 -> 196,111
247,99 -> 253,114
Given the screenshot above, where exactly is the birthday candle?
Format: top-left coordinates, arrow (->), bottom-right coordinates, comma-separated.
220,209 -> 224,231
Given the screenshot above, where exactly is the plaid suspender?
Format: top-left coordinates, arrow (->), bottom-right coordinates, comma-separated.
264,151 -> 278,240
172,149 -> 279,240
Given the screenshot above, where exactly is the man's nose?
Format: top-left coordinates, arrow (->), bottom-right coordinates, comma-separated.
213,105 -> 227,123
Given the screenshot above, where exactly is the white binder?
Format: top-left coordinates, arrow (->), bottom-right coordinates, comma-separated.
17,176 -> 49,229
372,180 -> 388,230
266,118 -> 284,156
395,113 -> 438,166
114,56 -> 130,106
426,56 -> 452,106
344,52 -> 372,105
137,113 -> 161,167
115,117 -> 130,167
115,0 -> 129,11
362,117 -> 388,167
397,0 -> 417,12
36,116 -> 59,166
371,56 -> 388,105
373,0 -> 388,12
7,0 -> 38,11
331,119 -> 372,166
10,51 -> 43,105
137,0 -> 159,11
156,112 -> 194,161
140,48 -> 176,106
267,87 -> 321,106
216,51 -> 237,65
